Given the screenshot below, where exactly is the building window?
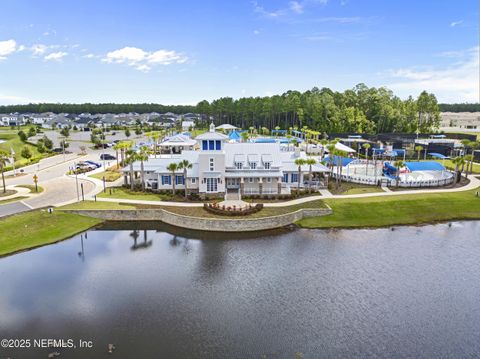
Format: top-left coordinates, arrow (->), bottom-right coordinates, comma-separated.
202,140 -> 208,150
209,158 -> 214,171
175,175 -> 184,185
161,175 -> 171,185
291,173 -> 298,183
266,177 -> 272,183
235,162 -> 243,169
264,162 -> 271,169
191,178 -> 196,184
206,178 -> 218,192
209,140 -> 215,150
283,173 -> 289,183
250,162 -> 257,169
215,140 -> 221,150
249,177 -> 253,183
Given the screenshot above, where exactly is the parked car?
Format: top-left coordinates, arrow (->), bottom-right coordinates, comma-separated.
84,160 -> 102,168
100,154 -> 116,160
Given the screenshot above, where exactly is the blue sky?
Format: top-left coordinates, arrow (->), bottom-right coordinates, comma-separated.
0,0 -> 478,105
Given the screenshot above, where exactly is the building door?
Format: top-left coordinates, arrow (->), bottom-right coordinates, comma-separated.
206,178 -> 218,192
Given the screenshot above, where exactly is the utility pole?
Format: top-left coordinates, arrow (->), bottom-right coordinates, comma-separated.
75,162 -> 80,202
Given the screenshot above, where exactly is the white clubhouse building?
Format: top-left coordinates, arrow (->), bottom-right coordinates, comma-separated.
125,123 -> 329,197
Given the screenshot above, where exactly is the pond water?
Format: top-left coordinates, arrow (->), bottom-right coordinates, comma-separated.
1,221 -> 479,358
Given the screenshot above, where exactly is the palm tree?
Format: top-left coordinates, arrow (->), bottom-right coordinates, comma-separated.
112,143 -> 121,169
274,126 -> 280,136
393,160 -> 405,188
119,141 -> 132,167
305,158 -> 316,193
294,158 -> 306,192
362,143 -> 371,175
451,156 -> 465,187
415,145 -> 423,161
464,154 -> 473,179
125,149 -> 137,189
177,159 -> 192,198
137,145 -> 152,191
320,139 -> 328,160
336,150 -> 348,189
0,150 -> 10,193
147,131 -> 162,158
166,162 -> 179,195
241,131 -> 250,142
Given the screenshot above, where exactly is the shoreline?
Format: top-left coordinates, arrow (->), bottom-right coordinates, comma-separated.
1,186 -> 479,258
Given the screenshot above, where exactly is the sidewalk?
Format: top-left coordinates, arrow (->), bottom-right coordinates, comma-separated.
87,176 -> 480,208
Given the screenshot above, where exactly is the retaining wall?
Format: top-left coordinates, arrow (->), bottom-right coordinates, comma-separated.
65,207 -> 332,232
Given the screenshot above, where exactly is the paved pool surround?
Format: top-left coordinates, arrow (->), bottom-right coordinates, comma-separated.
65,207 -> 332,232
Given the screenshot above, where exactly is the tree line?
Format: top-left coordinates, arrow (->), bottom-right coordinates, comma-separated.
196,84 -> 441,134
438,103 -> 480,112
0,103 -> 195,115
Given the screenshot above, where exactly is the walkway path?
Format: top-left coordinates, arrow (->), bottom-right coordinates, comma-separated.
88,175 -> 480,208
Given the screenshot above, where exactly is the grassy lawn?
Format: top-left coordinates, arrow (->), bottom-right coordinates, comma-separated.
441,131 -> 480,140
298,188 -> 480,229
328,181 -> 385,195
16,184 -> 45,193
0,132 -> 46,169
90,169 -> 122,182
97,186 -> 191,201
0,210 -> 103,257
0,196 -> 29,205
60,201 -> 137,210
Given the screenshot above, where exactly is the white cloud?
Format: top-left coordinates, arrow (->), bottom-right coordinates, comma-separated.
0,39 -> 17,59
253,29 -> 261,35
386,46 -> 480,103
103,46 -> 147,64
102,46 -> 188,72
83,53 -> 96,59
450,20 -> 463,27
44,51 -> 68,61
135,64 -> 151,73
31,44 -> 48,56
147,50 -> 187,65
252,1 -> 285,18
289,1 -> 304,14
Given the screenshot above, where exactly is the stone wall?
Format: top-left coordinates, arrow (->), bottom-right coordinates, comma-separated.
65,207 -> 332,232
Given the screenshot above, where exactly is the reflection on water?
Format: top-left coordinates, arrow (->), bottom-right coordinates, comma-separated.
0,221 -> 479,358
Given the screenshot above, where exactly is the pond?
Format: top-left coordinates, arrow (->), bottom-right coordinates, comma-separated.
1,221 -> 479,358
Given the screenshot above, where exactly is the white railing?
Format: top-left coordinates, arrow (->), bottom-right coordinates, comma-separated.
330,171 -> 455,187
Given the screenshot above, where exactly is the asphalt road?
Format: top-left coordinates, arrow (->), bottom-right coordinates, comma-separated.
0,201 -> 31,217
1,129 -> 148,217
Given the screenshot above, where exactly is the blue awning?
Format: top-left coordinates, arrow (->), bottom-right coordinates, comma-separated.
428,152 -> 448,159
323,155 -> 355,167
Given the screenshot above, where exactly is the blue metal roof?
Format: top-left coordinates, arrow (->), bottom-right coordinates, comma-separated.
405,161 -> 446,171
229,130 -> 241,141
